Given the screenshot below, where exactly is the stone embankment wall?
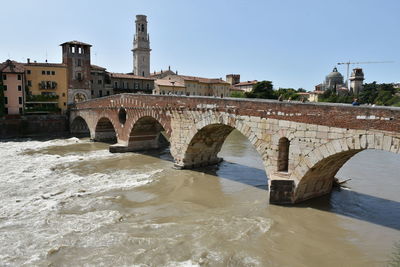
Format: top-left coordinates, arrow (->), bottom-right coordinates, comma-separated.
0,115 -> 69,139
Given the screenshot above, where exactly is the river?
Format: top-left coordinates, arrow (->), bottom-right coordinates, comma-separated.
0,130 -> 399,266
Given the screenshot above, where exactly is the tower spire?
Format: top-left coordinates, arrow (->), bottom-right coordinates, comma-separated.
132,15 -> 151,77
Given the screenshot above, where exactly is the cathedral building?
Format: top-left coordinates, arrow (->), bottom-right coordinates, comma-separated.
314,66 -> 365,96
315,67 -> 347,92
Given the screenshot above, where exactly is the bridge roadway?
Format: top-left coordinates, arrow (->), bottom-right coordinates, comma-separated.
70,94 -> 400,204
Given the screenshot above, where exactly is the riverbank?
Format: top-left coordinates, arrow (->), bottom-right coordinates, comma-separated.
0,115 -> 68,139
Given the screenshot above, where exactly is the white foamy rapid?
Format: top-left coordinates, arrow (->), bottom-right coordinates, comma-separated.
0,138 -> 161,266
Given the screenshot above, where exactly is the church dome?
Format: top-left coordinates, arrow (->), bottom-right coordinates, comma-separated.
327,67 -> 343,79
325,67 -> 344,88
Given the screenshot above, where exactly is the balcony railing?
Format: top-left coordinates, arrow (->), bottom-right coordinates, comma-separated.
39,81 -> 57,90
26,94 -> 59,103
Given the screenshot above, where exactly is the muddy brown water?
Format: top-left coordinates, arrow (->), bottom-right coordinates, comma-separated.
0,130 -> 399,266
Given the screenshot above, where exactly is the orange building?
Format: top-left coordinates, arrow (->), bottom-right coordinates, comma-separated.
0,60 -> 25,115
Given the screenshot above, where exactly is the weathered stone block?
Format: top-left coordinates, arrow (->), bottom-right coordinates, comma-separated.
383,136 -> 392,151
269,180 -> 295,204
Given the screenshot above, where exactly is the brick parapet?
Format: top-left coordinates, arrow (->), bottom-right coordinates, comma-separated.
71,94 -> 400,133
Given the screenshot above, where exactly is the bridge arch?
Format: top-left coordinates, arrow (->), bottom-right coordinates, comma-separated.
70,116 -> 91,137
127,115 -> 169,151
174,113 -> 276,182
94,117 -> 117,143
292,133 -> 400,203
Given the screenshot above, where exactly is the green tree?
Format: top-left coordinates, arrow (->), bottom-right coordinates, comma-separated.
319,89 -> 353,104
359,82 -> 399,106
245,80 -> 276,99
359,82 -> 379,104
275,88 -> 301,100
230,91 -> 246,98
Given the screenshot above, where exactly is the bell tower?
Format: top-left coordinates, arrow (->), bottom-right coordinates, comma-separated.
132,15 -> 151,77
349,68 -> 365,95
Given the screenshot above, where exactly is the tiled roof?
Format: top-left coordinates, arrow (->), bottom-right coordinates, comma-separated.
155,79 -> 185,87
311,90 -> 325,95
91,64 -> 106,71
178,75 -> 230,85
110,73 -> 155,80
60,40 -> 92,47
0,60 -> 25,73
24,62 -> 66,68
234,80 -> 258,86
150,69 -> 176,77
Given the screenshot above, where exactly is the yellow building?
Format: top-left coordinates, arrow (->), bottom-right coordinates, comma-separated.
154,79 -> 186,95
154,74 -> 230,97
24,62 -> 68,113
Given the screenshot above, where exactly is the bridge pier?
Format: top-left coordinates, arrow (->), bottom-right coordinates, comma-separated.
174,157 -> 223,169
269,179 -> 296,204
109,133 -> 169,153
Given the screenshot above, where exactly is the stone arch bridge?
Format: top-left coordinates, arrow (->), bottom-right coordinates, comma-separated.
70,94 -> 400,204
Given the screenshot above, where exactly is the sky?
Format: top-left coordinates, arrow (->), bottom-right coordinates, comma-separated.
0,0 -> 399,90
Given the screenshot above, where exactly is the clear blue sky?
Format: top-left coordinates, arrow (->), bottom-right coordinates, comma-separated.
1,0 -> 399,90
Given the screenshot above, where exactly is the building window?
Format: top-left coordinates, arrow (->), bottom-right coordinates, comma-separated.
277,137 -> 290,172
71,46 -> 75,53
64,102 -> 66,106
52,71 -> 55,75
76,72 -> 82,80
146,84 -> 149,90
28,80 -> 32,87
4,97 -> 8,104
106,90 -> 110,96
17,74 -> 21,80
42,70 -> 45,75
98,80 -> 102,85
19,97 -> 22,105
3,85 -> 7,91
62,93 -> 65,97
2,74 -> 6,80
19,108 -> 22,114
27,70 -> 31,75
77,59 -> 81,66
4,108 -> 8,114
91,80 -> 93,84
47,71 -> 51,75
99,90 -> 103,97
18,85 -> 22,91
78,47 -> 82,54
114,81 -> 118,88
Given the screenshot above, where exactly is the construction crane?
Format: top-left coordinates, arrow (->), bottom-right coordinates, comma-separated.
337,61 -> 394,90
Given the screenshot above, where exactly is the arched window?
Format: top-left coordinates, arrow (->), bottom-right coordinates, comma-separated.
278,137 -> 290,172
